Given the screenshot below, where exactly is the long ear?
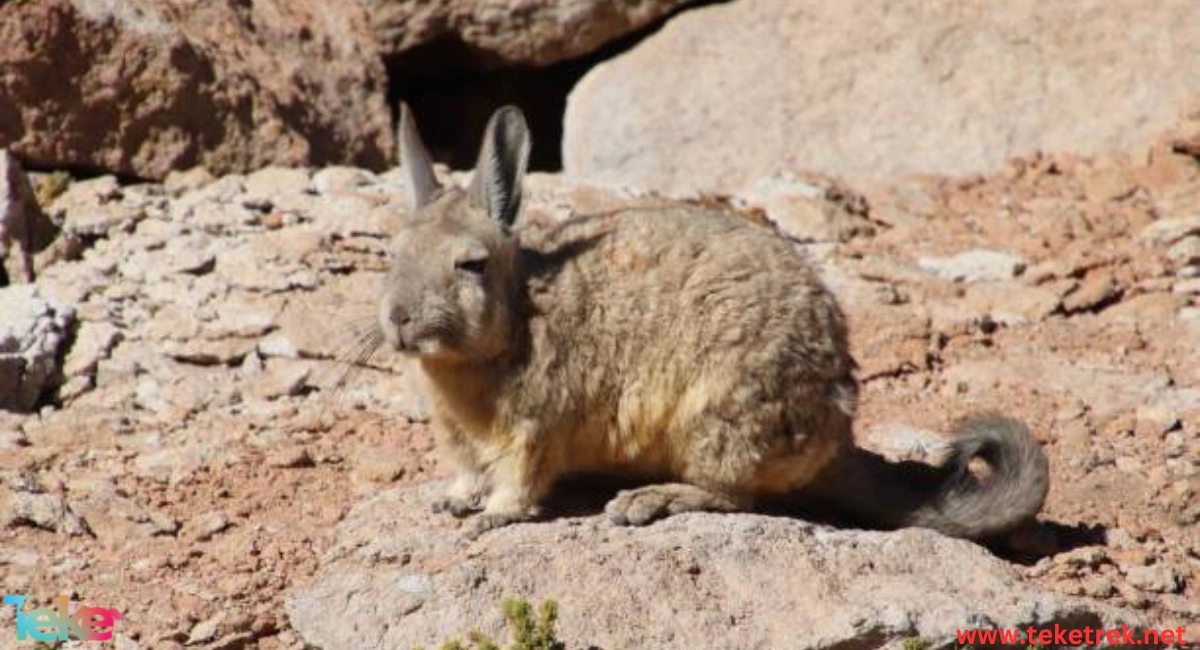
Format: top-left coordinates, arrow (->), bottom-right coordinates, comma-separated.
469,106 -> 531,227
397,102 -> 439,211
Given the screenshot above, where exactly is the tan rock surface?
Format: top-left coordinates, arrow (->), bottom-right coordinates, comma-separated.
564,0 -> 1200,193
288,482 -> 1141,650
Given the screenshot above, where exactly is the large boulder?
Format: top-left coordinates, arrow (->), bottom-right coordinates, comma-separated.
288,482 -> 1141,650
0,0 -> 393,180
360,0 -> 697,67
564,0 -> 1200,194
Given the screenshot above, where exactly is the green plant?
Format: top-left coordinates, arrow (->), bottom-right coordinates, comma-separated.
415,598 -> 565,650
900,637 -> 930,650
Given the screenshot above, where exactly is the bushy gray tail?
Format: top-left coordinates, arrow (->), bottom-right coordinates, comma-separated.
804,415 -> 1049,540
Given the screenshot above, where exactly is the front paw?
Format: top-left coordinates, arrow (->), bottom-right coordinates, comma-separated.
432,493 -> 482,518
464,512 -> 526,540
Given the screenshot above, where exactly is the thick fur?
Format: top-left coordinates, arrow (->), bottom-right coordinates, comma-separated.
378,105 -> 1049,539
798,415 -> 1049,540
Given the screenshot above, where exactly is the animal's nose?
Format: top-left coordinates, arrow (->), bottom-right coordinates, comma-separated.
389,306 -> 411,328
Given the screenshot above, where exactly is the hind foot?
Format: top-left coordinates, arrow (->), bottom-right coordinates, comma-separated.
432,473 -> 487,517
605,483 -> 746,526
432,493 -> 482,518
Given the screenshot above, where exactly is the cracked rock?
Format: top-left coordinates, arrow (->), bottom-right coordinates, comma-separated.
0,284 -> 75,412
0,486 -> 89,535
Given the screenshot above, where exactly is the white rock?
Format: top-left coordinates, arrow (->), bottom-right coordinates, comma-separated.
1139,214 -> 1200,247
1167,235 -> 1200,267
187,201 -> 260,234
63,321 -> 121,379
1124,565 -> 1183,594
0,284 -> 75,411
49,175 -> 144,238
205,293 -> 282,338
243,167 -> 312,203
172,174 -> 246,218
918,249 -> 1026,283
312,166 -> 375,196
163,166 -> 216,196
258,332 -> 300,358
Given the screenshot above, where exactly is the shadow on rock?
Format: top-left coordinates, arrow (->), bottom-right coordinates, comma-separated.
287,480 -> 1143,650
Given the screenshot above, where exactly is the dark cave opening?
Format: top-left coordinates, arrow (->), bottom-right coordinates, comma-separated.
386,37 -> 589,172
384,2 -> 731,172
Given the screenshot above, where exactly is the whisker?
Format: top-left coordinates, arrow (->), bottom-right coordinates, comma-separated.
312,317 -> 385,428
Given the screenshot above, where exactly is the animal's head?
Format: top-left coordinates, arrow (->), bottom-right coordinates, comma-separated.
378,104 -> 531,363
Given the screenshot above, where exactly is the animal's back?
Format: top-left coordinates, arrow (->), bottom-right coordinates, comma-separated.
513,207 -> 857,490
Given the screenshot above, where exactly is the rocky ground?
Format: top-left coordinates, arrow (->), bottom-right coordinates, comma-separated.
1,113 -> 1197,648
3,0 -> 1197,648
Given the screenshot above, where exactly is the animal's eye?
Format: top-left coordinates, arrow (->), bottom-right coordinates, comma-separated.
455,257 -> 488,274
